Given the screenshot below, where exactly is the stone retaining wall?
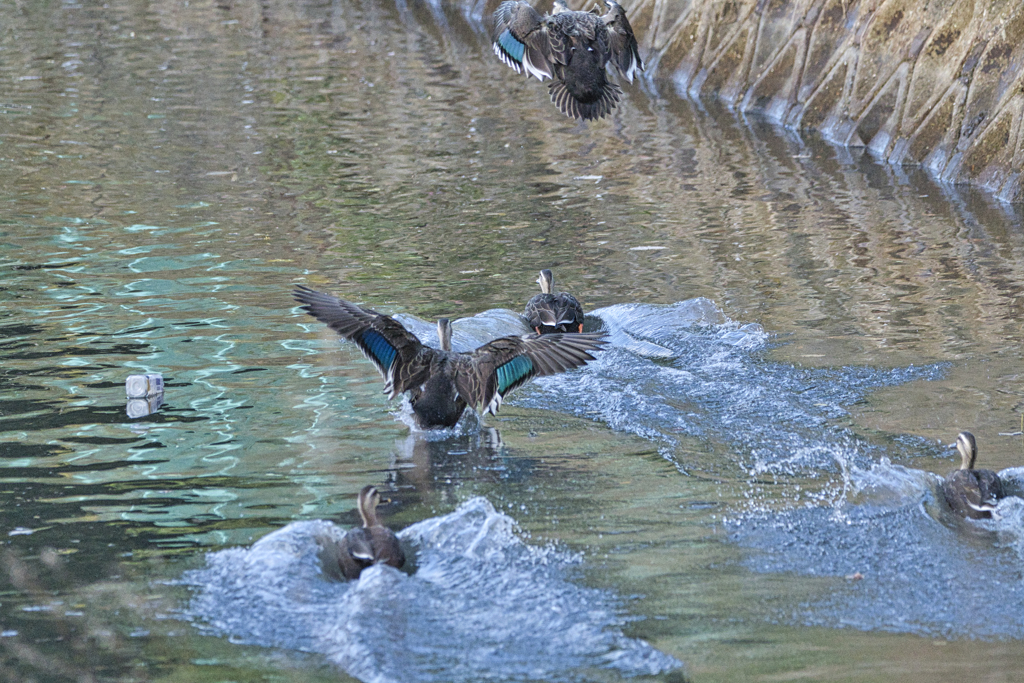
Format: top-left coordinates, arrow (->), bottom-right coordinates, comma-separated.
628,0 -> 1024,201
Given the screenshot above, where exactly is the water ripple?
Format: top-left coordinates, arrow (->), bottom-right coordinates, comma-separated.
732,459 -> 1024,638
522,301 -> 946,475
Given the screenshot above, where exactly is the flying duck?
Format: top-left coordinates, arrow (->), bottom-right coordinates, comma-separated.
294,285 -> 607,428
523,269 -> 584,334
492,0 -> 644,121
940,431 -> 1005,519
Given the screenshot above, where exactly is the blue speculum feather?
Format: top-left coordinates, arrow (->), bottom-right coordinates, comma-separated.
498,30 -> 525,63
496,355 -> 533,393
359,330 -> 397,370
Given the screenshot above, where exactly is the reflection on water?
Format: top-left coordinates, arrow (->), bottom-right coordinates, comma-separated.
389,427 -> 535,500
3,0 -> 1024,679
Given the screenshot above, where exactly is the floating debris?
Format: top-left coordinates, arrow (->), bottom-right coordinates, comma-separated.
125,373 -> 164,418
125,373 -> 163,398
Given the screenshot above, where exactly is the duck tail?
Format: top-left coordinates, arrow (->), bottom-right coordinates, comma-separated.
548,80 -> 622,121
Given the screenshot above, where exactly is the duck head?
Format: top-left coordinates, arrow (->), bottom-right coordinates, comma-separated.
357,485 -> 384,527
955,431 -> 978,470
537,269 -> 554,294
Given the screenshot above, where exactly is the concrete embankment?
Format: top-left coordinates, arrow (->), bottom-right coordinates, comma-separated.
626,0 -> 1024,201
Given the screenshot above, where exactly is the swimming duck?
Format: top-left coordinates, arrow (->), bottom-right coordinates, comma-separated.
940,431 -> 1004,519
492,0 -> 644,121
523,269 -> 584,334
294,286 -> 607,428
335,485 -> 405,580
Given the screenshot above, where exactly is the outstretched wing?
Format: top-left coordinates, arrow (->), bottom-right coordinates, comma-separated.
454,332 -> 607,415
601,0 -> 644,82
492,0 -> 556,81
293,286 -> 434,397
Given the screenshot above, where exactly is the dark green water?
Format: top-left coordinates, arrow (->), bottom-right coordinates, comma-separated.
3,0 -> 1024,681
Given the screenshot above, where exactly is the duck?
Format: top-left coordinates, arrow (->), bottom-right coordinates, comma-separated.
940,431 -> 1004,519
334,485 -> 405,580
523,269 -> 584,334
492,0 -> 644,121
293,285 -> 607,428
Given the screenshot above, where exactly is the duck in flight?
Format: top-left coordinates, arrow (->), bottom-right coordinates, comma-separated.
940,431 -> 1005,519
523,269 -> 584,334
294,285 -> 607,429
492,0 -> 644,121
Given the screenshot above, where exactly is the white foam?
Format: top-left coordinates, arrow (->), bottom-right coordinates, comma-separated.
181,498 -> 682,681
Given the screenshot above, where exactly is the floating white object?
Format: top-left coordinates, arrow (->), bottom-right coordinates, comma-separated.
126,373 -> 163,398
127,394 -> 163,419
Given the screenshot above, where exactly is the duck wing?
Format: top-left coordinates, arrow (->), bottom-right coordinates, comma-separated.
552,292 -> 584,331
293,286 -> 435,398
453,332 -> 607,415
333,527 -> 405,579
368,526 -> 406,570
601,0 -> 644,82
337,528 -> 374,579
975,468 -> 1004,506
941,470 -> 998,519
524,292 -> 584,333
493,0 -> 557,81
523,293 -> 556,330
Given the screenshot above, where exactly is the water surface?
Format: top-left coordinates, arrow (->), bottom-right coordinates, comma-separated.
3,0 -> 1024,681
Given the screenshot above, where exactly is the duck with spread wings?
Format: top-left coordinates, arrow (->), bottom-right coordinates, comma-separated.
492,0 -> 644,121
294,286 -> 606,429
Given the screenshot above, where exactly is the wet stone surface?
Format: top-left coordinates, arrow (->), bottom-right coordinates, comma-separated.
628,0 -> 1024,201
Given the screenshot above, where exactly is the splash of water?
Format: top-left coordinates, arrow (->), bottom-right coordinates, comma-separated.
394,309 -> 532,354
181,497 -> 683,682
378,301 -> 1024,639
520,301 -> 945,477
732,458 -> 1024,638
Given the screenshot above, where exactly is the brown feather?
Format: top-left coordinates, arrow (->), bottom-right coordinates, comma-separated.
492,0 -> 638,120
941,469 -> 1004,520
493,1 -> 556,80
333,486 -> 405,580
940,431 -> 1005,519
295,287 -> 607,428
293,285 -> 434,398
601,0 -> 644,82
524,294 -> 584,334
